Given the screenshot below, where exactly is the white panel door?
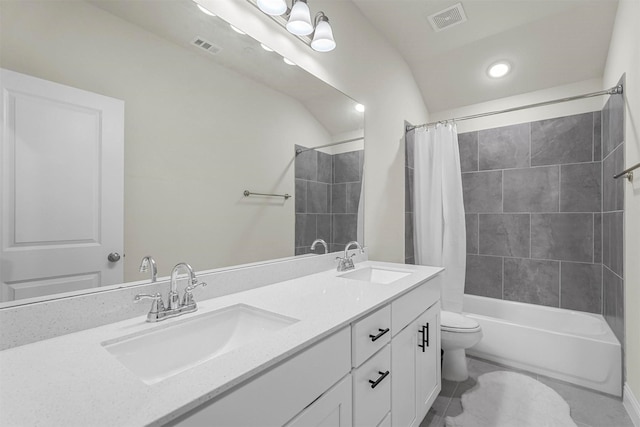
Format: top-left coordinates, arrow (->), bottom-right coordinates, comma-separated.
0,69 -> 124,302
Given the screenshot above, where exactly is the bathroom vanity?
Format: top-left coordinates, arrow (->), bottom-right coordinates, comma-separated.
0,260 -> 442,427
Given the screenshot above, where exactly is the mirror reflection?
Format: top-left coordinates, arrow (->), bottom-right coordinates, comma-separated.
0,0 -> 364,305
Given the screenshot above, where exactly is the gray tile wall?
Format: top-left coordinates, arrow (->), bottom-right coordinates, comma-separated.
404,88 -> 625,333
602,75 -> 625,348
295,145 -> 364,255
457,112 -> 604,313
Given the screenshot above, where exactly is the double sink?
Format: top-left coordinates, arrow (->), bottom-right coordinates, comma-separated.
102,265 -> 413,384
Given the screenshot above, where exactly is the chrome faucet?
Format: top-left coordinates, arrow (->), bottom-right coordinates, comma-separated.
139,256 -> 158,282
134,262 -> 207,322
168,262 -> 197,310
336,241 -> 364,272
310,239 -> 328,254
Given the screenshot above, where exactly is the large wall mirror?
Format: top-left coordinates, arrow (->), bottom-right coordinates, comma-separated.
0,0 -> 364,306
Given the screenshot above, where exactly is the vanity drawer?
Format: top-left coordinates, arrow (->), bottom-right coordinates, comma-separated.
352,305 -> 391,367
353,345 -> 391,427
172,327 -> 351,427
391,274 -> 441,336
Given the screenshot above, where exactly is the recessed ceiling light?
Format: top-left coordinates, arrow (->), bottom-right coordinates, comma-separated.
283,57 -> 296,66
488,61 -> 511,78
260,43 -> 274,52
196,4 -> 216,16
355,104 -> 365,112
230,25 -> 246,35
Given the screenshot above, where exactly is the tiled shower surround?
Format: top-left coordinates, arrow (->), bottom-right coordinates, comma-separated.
457,114 -> 604,313
295,145 -> 363,254
405,86 -> 624,347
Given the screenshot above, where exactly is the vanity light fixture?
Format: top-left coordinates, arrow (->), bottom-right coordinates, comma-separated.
355,103 -> 365,113
254,0 -> 336,52
230,24 -> 246,35
257,0 -> 287,16
286,0 -> 313,35
310,13 -> 335,52
488,61 -> 511,78
196,3 -> 216,16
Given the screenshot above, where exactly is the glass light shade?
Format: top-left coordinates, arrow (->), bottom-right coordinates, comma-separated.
355,103 -> 365,112
257,0 -> 287,16
283,57 -> 296,66
311,19 -> 335,52
286,1 -> 313,36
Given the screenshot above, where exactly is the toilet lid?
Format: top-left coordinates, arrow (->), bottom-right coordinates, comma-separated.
441,311 -> 480,332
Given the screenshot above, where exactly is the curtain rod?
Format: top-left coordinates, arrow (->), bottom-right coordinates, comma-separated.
295,137 -> 364,155
405,84 -> 623,133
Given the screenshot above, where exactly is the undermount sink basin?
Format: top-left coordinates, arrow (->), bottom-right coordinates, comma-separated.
339,267 -> 412,284
102,304 -> 298,384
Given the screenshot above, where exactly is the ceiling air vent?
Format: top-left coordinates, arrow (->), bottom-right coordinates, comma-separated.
427,3 -> 467,32
191,36 -> 222,55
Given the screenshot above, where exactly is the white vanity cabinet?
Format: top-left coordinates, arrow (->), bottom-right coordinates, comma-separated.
391,278 -> 442,427
285,375 -> 353,427
168,273 -> 442,427
171,327 -> 352,427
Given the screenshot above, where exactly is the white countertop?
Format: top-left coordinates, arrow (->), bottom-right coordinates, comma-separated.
0,261 -> 442,427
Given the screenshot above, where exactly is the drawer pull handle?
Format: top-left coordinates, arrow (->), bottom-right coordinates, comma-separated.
369,328 -> 390,342
418,323 -> 429,352
368,370 -> 390,389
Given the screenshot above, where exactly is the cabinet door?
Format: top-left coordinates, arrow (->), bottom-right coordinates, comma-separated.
391,323 -> 418,427
416,305 -> 441,422
286,375 -> 353,427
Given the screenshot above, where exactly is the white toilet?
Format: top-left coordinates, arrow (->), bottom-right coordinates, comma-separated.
440,310 -> 482,382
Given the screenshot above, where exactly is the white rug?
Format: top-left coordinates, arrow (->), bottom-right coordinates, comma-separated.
445,371 -> 577,427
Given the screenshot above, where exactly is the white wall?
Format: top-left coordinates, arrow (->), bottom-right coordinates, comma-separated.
0,1 -> 334,281
602,0 -> 640,408
429,78 -> 604,132
202,0 -> 430,263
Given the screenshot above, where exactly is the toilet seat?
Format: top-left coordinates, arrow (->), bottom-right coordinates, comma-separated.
441,311 -> 481,333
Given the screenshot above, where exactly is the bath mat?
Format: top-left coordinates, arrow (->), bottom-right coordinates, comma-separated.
445,371 -> 577,427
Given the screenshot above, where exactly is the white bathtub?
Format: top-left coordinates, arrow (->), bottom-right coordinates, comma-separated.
463,294 -> 622,396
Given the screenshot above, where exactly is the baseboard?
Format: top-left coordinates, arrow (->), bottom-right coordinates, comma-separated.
624,383 -> 640,427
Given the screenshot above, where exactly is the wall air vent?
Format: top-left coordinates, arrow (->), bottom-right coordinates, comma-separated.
427,3 -> 467,32
191,36 -> 222,55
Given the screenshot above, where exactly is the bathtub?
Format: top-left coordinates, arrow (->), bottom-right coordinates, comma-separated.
463,294 -> 622,396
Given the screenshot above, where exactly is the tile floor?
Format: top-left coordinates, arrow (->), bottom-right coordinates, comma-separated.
420,356 -> 634,427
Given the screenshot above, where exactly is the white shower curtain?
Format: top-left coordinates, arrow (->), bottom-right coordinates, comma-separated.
413,124 -> 466,313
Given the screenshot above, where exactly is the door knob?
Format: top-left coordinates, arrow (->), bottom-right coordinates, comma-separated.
108,252 -> 121,262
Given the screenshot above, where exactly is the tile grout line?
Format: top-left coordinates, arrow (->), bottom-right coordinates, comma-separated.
558,165 -> 562,213
559,261 -> 562,309
502,256 -> 505,299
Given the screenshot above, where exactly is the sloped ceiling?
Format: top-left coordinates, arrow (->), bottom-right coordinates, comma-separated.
352,0 -> 619,112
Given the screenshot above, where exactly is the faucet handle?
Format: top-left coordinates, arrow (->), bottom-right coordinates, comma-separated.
134,293 -> 165,314
185,281 -> 207,293
182,282 -> 207,307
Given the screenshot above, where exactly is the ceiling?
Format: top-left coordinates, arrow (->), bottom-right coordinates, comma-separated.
351,0 -> 619,113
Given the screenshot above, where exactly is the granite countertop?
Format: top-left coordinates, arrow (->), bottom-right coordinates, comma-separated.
0,261 -> 442,427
